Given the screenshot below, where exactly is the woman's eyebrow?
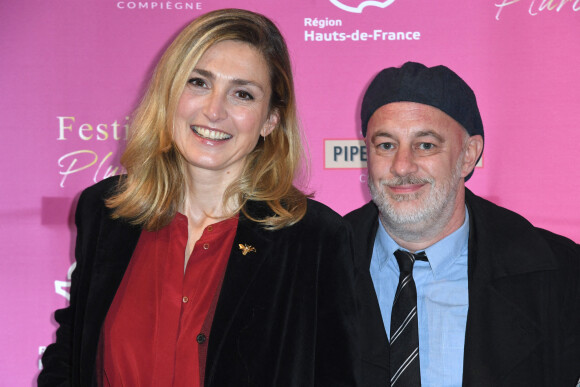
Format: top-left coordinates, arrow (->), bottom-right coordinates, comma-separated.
192,68 -> 264,91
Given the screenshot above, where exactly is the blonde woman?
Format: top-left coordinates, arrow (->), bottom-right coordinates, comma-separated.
39,8 -> 359,387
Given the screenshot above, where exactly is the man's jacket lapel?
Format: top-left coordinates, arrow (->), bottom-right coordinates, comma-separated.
463,189 -> 558,385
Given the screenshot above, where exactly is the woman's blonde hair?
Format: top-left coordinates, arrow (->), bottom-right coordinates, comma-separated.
106,8 -> 307,230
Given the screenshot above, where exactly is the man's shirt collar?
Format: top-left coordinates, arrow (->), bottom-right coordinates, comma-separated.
375,207 -> 470,279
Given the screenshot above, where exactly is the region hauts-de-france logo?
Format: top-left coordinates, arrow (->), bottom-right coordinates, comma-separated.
330,0 -> 395,13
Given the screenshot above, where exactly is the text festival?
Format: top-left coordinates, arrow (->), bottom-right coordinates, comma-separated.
57,116 -> 127,188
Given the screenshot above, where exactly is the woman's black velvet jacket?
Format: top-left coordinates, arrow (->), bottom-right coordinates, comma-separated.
38,177 -> 360,386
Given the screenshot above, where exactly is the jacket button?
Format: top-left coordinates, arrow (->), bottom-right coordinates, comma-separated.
196,333 -> 206,344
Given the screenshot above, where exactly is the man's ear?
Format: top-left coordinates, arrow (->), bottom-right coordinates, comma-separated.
461,135 -> 484,178
261,109 -> 280,137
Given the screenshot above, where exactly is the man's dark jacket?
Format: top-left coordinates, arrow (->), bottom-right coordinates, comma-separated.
38,177 -> 360,387
345,188 -> 580,386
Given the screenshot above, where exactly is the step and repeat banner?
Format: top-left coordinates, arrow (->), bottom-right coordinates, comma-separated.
1,0 -> 579,384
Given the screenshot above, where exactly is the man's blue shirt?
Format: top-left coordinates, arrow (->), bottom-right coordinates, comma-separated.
370,210 -> 470,387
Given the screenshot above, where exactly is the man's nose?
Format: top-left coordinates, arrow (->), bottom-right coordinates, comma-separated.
390,147 -> 418,177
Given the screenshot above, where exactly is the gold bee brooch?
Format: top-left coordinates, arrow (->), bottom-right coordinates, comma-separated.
238,244 -> 256,255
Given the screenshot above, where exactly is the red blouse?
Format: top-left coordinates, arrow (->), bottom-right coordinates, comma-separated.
99,213 -> 238,387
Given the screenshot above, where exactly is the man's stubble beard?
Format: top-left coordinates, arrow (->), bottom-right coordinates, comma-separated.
368,154 -> 465,243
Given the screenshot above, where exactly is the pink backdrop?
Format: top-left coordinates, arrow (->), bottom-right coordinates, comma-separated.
1,0 -> 579,384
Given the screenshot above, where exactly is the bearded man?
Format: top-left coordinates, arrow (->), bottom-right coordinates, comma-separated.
345,62 -> 580,386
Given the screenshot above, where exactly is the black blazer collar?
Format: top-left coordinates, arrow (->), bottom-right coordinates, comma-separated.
203,204 -> 275,385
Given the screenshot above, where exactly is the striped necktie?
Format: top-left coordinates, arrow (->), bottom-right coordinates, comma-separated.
390,249 -> 426,386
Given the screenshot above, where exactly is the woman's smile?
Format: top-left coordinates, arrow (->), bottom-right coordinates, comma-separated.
190,125 -> 232,141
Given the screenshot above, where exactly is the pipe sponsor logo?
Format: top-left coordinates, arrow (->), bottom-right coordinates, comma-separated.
325,139 -> 367,169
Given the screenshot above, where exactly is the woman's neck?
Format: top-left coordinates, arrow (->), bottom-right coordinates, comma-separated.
180,165 -> 241,226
